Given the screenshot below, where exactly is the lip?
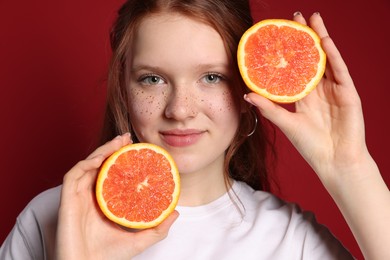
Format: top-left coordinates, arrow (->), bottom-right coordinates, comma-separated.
160,129 -> 205,147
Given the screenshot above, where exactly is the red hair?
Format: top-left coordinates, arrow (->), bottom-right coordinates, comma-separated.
101,0 -> 276,191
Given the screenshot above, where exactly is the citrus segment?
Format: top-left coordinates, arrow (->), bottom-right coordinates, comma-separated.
238,19 -> 326,103
96,143 -> 180,229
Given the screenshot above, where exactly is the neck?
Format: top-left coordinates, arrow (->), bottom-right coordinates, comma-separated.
177,167 -> 232,207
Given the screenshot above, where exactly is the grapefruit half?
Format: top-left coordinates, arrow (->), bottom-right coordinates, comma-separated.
238,19 -> 326,103
96,143 -> 180,229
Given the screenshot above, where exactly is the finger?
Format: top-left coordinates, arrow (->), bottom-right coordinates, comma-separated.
292,13 -> 336,82
77,133 -> 132,191
62,155 -> 105,193
308,14 -> 353,86
64,155 -> 104,182
308,12 -> 329,39
323,59 -> 335,82
321,37 -> 354,86
293,11 -> 307,25
87,132 -> 132,160
62,133 -> 132,201
244,93 -> 294,135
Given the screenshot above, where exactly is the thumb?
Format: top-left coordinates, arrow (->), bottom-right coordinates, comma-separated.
244,93 -> 295,135
132,211 -> 179,254
152,210 -> 180,236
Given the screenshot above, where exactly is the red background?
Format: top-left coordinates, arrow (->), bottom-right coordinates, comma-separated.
1,0 -> 389,259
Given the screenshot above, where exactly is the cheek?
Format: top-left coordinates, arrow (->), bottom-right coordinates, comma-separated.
206,90 -> 237,116
128,89 -> 165,121
222,90 -> 236,112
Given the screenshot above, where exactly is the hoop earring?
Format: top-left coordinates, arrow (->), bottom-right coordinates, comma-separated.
247,109 -> 258,137
128,122 -> 137,143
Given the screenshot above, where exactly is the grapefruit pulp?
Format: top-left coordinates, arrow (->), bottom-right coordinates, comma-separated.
96,143 -> 180,229
237,19 -> 326,103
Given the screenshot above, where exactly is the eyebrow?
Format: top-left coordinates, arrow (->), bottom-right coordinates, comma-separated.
195,62 -> 231,71
130,62 -> 231,73
130,64 -> 161,73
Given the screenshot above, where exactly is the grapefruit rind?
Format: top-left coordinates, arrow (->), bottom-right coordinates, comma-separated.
237,19 -> 326,103
96,143 -> 180,229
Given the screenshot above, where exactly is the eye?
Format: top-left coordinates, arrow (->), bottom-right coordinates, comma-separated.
203,73 -> 224,84
139,74 -> 165,85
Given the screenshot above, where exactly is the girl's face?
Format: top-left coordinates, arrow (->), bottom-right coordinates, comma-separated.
126,13 -> 240,175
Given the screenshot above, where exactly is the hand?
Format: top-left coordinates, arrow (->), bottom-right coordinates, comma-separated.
55,133 -> 179,260
244,12 -> 369,184
244,13 -> 390,259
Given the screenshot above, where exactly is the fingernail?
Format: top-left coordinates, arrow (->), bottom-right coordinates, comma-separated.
314,12 -> 320,16
244,94 -> 255,106
122,132 -> 133,144
293,11 -> 302,16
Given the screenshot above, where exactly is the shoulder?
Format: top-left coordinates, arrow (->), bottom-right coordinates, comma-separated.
19,185 -> 62,243
236,181 -> 328,235
232,181 -> 314,231
234,181 -> 354,259
234,180 -> 294,213
0,185 -> 62,260
17,185 -> 62,228
25,185 -> 62,213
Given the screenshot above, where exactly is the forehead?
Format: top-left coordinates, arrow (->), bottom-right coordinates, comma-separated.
130,13 -> 229,67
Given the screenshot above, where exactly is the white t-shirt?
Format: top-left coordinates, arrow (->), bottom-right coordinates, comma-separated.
0,181 -> 354,259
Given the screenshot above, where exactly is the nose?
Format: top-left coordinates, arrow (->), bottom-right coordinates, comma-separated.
164,85 -> 197,120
